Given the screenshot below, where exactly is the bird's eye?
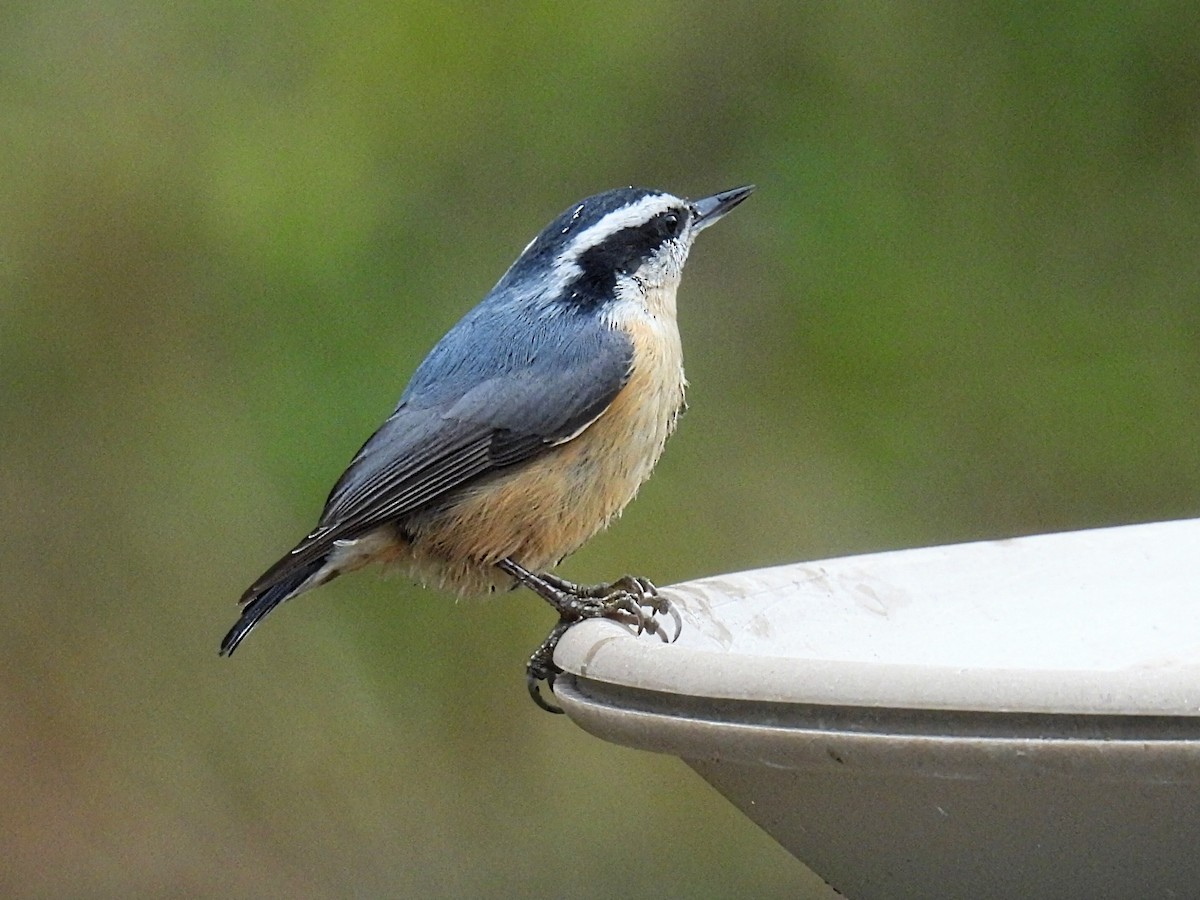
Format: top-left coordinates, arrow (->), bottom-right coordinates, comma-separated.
659,212 -> 683,238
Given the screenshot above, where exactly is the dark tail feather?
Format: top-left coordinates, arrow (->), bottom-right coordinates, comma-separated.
219,556 -> 327,656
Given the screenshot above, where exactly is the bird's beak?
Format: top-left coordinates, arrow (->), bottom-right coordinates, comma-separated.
691,184 -> 755,232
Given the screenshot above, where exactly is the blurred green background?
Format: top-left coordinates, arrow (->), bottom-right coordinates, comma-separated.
4,2 -> 1199,897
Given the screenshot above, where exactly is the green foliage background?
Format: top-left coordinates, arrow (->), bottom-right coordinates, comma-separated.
3,3 -> 1198,897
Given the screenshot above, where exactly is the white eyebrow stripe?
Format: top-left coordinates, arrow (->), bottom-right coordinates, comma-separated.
548,193 -> 680,286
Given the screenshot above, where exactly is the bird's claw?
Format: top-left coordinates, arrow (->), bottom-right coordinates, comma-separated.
526,618 -> 570,714
527,666 -> 563,715
603,576 -> 683,644
539,573 -> 682,642
523,573 -> 685,713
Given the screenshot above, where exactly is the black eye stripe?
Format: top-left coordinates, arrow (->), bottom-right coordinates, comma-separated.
559,205 -> 689,301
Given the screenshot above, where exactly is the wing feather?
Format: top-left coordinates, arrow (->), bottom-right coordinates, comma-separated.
242,311 -> 633,601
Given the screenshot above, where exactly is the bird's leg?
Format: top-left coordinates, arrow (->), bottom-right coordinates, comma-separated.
536,572 -> 682,640
497,558 -> 684,714
498,559 -> 681,637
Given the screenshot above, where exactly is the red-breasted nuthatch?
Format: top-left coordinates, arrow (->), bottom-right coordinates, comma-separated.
221,184 -> 754,711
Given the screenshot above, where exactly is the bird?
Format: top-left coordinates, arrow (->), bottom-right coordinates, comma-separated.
221,183 -> 754,711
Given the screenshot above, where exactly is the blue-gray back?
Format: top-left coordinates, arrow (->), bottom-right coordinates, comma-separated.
317,282 -> 632,538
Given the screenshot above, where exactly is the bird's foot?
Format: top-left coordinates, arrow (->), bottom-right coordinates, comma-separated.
538,572 -> 683,642
498,559 -> 684,714
526,618 -> 572,714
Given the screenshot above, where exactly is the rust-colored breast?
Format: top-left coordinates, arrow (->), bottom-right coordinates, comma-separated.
401,304 -> 686,594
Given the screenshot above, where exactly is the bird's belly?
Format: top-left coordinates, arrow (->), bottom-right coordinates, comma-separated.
399,320 -> 685,594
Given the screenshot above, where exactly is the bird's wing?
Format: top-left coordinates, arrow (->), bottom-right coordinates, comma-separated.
241,313 -> 632,601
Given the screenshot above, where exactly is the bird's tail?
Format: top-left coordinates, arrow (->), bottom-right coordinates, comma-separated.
219,554 -> 328,656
